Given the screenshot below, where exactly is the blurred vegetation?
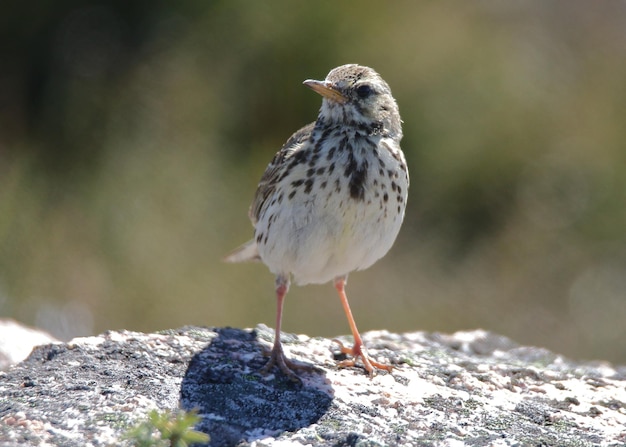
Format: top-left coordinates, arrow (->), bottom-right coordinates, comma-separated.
124,409 -> 209,447
1,1 -> 625,363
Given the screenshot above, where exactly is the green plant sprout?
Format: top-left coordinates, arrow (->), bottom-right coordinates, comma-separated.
124,409 -> 209,447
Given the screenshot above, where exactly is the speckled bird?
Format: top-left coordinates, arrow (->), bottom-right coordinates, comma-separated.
225,64 -> 408,379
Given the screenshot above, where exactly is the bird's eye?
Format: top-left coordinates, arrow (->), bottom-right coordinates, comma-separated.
355,84 -> 374,98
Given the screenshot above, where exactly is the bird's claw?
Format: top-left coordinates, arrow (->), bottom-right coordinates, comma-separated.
332,338 -> 393,378
261,345 -> 319,382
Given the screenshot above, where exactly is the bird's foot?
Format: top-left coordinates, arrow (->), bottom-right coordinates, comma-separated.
332,339 -> 393,378
261,344 -> 319,382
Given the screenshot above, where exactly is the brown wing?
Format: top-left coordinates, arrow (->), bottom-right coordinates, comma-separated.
248,122 -> 315,224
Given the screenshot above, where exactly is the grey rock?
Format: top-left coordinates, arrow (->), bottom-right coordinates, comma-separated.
1,325 -> 625,446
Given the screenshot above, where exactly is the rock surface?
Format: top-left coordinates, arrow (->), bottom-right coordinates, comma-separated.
1,325 -> 625,446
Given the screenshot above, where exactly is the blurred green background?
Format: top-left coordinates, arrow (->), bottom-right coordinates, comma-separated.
1,1 -> 625,364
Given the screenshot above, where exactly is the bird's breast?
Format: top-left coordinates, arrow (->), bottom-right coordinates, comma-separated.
255,133 -> 407,285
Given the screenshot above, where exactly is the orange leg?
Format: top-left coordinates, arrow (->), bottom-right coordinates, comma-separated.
332,276 -> 393,377
261,274 -> 315,381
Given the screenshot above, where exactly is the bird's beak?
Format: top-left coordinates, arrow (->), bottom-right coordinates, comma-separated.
303,80 -> 347,104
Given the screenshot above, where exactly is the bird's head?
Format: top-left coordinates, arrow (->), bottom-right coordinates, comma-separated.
304,64 -> 402,139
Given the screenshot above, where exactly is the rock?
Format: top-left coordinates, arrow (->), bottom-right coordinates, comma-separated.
0,319 -> 59,371
1,325 -> 625,446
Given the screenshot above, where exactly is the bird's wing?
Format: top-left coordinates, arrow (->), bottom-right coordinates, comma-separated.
223,122 -> 315,264
248,122 -> 315,225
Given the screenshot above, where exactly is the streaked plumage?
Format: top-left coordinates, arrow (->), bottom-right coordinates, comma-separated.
226,64 -> 408,379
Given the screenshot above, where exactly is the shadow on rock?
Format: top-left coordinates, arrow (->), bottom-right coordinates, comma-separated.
180,327 -> 333,447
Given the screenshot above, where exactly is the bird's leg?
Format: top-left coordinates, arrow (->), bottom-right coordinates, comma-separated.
261,274 -> 315,381
261,275 -> 293,377
332,275 -> 393,377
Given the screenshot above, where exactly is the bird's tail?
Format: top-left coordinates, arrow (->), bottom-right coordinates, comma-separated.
222,240 -> 261,263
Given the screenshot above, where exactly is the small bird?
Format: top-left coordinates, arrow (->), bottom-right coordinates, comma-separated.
225,64 -> 408,379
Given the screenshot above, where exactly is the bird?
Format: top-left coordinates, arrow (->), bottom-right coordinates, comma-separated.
225,64 -> 408,379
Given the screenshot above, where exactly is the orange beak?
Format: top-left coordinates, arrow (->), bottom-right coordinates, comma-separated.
303,80 -> 347,104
